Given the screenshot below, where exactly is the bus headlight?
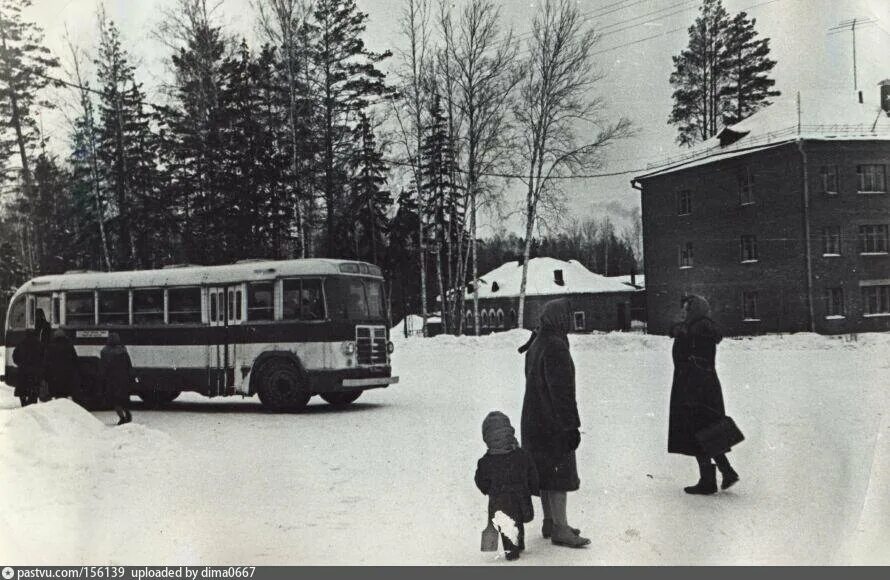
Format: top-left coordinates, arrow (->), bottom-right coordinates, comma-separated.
342,341 -> 356,355
387,341 -> 395,354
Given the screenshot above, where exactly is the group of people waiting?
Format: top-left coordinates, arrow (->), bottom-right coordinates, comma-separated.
12,310 -> 135,425
475,295 -> 740,561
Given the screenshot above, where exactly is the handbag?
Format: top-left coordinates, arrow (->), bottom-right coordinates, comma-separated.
481,520 -> 499,552
695,415 -> 744,457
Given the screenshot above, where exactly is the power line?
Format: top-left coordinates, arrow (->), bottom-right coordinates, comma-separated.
382,156 -> 650,180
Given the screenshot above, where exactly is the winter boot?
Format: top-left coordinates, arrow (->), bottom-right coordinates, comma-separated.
542,519 -> 580,539
550,525 -> 591,548
684,463 -> 718,495
505,550 -> 521,561
720,467 -> 739,490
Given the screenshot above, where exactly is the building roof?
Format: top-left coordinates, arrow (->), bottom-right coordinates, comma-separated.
610,274 -> 645,290
634,89 -> 890,182
467,257 -> 635,300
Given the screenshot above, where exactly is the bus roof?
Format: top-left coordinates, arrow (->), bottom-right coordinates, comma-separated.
12,259 -> 383,296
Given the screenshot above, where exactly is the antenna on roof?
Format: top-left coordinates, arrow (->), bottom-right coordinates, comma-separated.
828,18 -> 877,92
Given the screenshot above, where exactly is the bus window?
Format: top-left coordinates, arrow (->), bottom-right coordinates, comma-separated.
52,296 -> 60,325
34,295 -> 51,326
209,292 -> 218,323
65,291 -> 95,327
7,295 -> 26,329
98,290 -> 129,325
283,279 -> 325,321
247,283 -> 273,321
133,289 -> 164,325
366,280 -> 384,318
345,279 -> 367,319
168,287 -> 201,324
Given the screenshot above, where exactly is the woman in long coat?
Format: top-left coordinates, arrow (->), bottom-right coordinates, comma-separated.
100,333 -> 134,425
43,330 -> 80,400
521,298 -> 590,548
668,295 -> 739,494
12,330 -> 43,406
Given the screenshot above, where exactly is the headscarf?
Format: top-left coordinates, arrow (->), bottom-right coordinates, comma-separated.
683,294 -> 711,325
539,298 -> 572,335
482,411 -> 519,455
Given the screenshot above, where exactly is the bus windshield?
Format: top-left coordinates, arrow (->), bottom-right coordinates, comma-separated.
326,277 -> 385,320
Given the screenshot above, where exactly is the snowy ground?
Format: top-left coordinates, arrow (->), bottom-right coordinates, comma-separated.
1,331 -> 889,565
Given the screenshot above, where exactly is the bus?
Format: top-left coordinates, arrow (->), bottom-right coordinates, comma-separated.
2,259 -> 398,411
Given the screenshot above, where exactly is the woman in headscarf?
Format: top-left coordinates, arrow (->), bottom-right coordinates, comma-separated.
521,298 -> 589,548
668,295 -> 739,494
43,330 -> 80,400
100,333 -> 134,425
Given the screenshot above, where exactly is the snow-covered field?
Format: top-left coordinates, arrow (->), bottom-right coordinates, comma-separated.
1,331 -> 889,565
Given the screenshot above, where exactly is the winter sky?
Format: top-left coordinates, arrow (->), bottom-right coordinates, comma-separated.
23,0 -> 890,235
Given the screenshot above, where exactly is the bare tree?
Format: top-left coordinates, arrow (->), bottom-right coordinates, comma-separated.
63,31 -> 112,271
441,0 -> 519,336
514,0 -> 631,328
392,0 -> 431,335
254,0 -> 313,257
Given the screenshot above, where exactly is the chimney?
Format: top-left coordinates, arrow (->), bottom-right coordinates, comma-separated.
631,269 -> 636,287
880,80 -> 890,115
858,90 -> 864,104
491,281 -> 499,293
554,269 -> 565,286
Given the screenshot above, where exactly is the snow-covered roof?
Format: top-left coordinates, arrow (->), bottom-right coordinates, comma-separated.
467,257 -> 635,299
11,258 -> 381,297
635,89 -> 890,182
609,274 -> 645,289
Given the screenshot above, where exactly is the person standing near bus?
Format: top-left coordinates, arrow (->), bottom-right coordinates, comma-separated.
12,330 -> 43,406
100,333 -> 134,425
35,309 -> 51,346
43,330 -> 80,400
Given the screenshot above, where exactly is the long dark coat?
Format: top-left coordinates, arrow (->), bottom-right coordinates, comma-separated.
43,333 -> 81,399
475,448 -> 540,524
100,344 -> 134,407
521,299 -> 581,492
12,332 -> 43,398
667,316 -> 726,456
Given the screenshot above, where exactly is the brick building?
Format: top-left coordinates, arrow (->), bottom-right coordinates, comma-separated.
458,257 -> 639,333
633,88 -> 890,336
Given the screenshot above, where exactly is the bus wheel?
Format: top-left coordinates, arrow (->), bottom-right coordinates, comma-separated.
257,359 -> 310,412
138,390 -> 181,407
320,391 -> 362,407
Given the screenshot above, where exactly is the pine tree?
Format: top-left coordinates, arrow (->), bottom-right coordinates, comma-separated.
721,11 -> 779,126
347,112 -> 391,264
0,0 -> 60,275
668,0 -> 731,146
95,11 -> 162,269
669,0 -> 779,145
307,0 -> 393,257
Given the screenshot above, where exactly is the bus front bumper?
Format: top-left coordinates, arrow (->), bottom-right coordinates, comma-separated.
341,376 -> 400,389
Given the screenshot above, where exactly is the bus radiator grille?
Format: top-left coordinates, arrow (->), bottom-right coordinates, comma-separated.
356,326 -> 387,365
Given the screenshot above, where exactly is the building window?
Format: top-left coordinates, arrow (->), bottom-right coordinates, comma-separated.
742,291 -> 759,321
573,311 -> 585,331
821,226 -> 842,256
820,165 -> 839,194
824,287 -> 845,318
862,285 -> 890,316
740,235 -> 758,262
679,242 -> 694,268
496,309 -> 505,328
465,310 -> 473,328
481,310 -> 489,329
676,189 -> 692,215
509,309 -> 517,327
859,225 -> 889,254
857,164 -> 887,193
738,167 -> 754,205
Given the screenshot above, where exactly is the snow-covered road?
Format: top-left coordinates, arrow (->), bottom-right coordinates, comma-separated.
1,331 -> 888,565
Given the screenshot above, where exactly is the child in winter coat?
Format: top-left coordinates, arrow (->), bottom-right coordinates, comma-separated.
475,411 -> 540,561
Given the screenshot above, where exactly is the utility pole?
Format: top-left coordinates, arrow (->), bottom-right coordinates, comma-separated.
829,18 -> 876,92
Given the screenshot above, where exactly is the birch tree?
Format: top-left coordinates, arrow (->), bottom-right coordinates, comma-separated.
514,0 -> 631,328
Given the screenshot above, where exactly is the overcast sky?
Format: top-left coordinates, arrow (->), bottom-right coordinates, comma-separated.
23,0 -> 890,235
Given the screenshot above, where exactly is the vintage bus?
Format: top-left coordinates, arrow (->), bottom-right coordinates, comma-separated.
2,259 -> 398,411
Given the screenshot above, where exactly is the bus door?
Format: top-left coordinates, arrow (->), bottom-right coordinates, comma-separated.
207,285 -> 244,396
